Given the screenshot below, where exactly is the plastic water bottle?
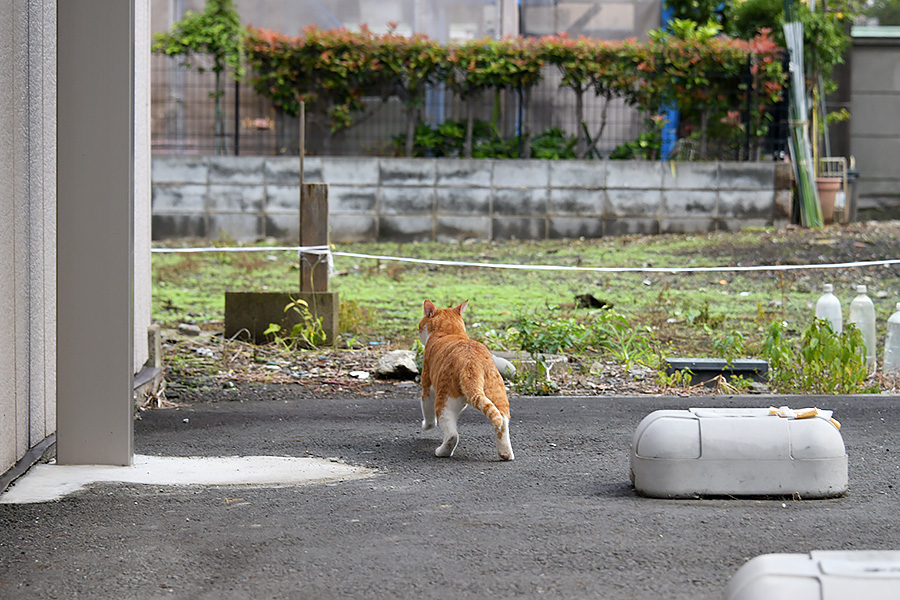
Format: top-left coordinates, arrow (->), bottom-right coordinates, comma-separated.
814,283 -> 842,334
883,302 -> 900,374
849,285 -> 877,372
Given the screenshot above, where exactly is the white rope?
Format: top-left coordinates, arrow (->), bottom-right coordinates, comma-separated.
151,245 -> 900,274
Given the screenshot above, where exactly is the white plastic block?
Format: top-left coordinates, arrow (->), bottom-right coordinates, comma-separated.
630,408 -> 847,498
727,551 -> 900,600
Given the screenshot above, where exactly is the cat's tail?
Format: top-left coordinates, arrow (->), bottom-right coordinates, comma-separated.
460,371 -> 505,432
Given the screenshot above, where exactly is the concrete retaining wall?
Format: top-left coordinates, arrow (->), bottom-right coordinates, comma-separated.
152,156 -> 793,243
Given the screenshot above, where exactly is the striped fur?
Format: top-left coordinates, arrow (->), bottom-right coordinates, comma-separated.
418,300 -> 514,460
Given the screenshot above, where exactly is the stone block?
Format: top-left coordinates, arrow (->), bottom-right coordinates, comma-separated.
302,156 -> 324,183
606,189 -> 662,218
548,217 -> 604,239
718,162 -> 773,190
322,157 -> 379,185
435,187 -> 491,215
774,162 -> 793,191
436,216 -> 491,241
379,215 -> 434,242
662,161 -> 718,190
209,156 -> 265,185
379,158 -> 436,186
152,156 -> 208,184
151,214 -> 207,240
663,190 -> 717,218
224,291 -> 339,346
493,159 -> 549,189
549,160 -> 606,189
264,214 -> 300,241
266,185 -> 300,213
659,218 -> 716,235
493,187 -> 548,216
151,184 -> 207,212
604,218 -> 659,236
264,157 -> 301,185
606,161 -> 663,189
719,190 -> 774,219
436,159 -> 492,188
548,188 -> 604,216
774,189 -> 792,220
208,185 -> 265,213
718,218 -> 770,232
381,187 -> 435,215
208,214 -> 263,242
492,217 -> 546,240
329,186 -> 378,212
330,214 -> 377,242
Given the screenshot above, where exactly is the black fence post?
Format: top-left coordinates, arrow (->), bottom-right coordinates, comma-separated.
234,79 -> 240,156
744,56 -> 752,161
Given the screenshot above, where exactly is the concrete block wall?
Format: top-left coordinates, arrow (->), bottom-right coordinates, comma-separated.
152,156 -> 791,243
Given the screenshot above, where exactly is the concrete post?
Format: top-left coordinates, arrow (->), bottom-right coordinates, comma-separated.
56,1 -> 135,465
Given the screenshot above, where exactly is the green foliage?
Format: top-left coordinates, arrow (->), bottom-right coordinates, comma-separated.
762,319 -> 877,394
264,297 -> 326,350
729,0 -> 849,94
509,310 -> 657,369
153,0 -> 245,154
529,128 -> 577,159
663,0 -> 732,26
512,357 -> 560,396
866,0 -> 900,24
152,0 -> 245,77
244,27 -> 784,159
397,120 -> 575,159
610,127 -> 663,160
712,329 -> 747,364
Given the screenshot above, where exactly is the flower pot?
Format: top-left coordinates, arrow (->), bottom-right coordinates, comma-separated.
816,177 -> 842,225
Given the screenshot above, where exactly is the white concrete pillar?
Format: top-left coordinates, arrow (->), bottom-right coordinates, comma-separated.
57,1 -> 135,465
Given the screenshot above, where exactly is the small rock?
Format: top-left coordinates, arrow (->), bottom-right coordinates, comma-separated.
493,355 -> 517,381
376,350 -> 419,380
178,323 -> 201,336
349,370 -> 370,380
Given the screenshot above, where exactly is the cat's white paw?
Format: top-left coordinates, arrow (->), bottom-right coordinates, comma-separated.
435,436 -> 458,457
421,419 -> 435,430
498,446 -> 515,461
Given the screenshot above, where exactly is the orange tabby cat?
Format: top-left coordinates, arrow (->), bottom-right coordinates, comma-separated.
418,300 -> 514,460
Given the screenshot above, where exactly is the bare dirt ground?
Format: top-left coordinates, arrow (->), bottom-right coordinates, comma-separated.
154,221 -> 900,406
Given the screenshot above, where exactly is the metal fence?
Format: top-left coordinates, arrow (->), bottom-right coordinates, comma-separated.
151,53 -> 790,161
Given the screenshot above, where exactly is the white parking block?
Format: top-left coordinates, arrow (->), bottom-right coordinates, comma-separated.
726,551 -> 900,599
630,408 -> 848,498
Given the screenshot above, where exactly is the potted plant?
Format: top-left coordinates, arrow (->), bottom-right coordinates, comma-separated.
730,0 -> 851,224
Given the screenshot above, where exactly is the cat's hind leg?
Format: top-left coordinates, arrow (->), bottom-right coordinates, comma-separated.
496,416 -> 514,461
435,395 -> 466,457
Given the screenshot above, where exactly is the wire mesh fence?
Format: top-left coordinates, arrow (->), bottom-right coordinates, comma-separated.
151,53 -> 790,161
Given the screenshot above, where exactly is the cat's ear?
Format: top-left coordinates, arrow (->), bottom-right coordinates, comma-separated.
454,300 -> 468,316
423,300 -> 436,317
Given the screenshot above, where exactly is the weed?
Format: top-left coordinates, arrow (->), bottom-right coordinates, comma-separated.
763,318 -> 877,394
512,356 -> 560,396
264,297 -> 327,351
710,328 -> 746,364
658,368 -> 693,391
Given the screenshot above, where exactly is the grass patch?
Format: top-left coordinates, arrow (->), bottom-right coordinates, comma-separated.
153,226 -> 900,370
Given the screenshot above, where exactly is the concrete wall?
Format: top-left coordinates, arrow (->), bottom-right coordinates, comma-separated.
152,157 -> 791,243
0,2 -> 57,476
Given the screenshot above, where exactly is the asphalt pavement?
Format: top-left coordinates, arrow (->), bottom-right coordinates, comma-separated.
2,391 -> 899,599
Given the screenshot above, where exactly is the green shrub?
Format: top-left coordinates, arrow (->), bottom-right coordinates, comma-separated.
762,318 -> 877,394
